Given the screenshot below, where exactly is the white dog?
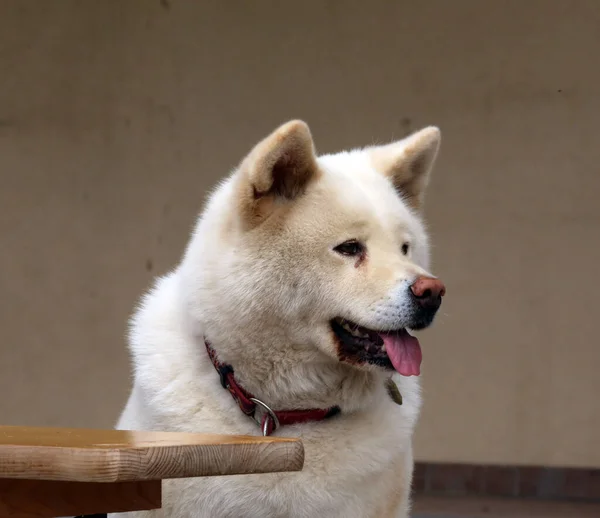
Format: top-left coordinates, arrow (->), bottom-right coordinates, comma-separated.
114,120 -> 445,518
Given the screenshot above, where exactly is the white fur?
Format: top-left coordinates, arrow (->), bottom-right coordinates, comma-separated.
112,121 -> 442,518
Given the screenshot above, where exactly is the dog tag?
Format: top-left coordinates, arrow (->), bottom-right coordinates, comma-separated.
385,378 -> 403,406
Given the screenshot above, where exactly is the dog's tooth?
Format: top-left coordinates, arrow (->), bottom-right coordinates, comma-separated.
381,343 -> 386,352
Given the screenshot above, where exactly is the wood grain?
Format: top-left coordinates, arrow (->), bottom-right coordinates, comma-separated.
0,479 -> 160,518
0,426 -> 304,482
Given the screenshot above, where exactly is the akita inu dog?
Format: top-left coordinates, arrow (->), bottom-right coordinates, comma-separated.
114,120 -> 445,518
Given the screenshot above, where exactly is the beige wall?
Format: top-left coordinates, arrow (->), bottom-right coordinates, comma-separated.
1,0 -> 599,468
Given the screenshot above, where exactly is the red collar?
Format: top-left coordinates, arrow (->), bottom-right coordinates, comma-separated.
205,339 -> 340,436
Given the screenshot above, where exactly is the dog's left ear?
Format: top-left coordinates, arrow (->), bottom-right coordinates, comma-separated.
237,120 -> 319,228
369,127 -> 441,211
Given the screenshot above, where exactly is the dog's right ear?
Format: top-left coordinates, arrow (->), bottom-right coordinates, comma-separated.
236,120 -> 319,228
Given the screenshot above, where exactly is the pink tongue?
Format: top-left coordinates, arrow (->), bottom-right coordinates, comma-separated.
382,331 -> 422,376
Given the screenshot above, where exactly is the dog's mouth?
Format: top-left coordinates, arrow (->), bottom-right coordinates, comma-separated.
330,318 -> 422,376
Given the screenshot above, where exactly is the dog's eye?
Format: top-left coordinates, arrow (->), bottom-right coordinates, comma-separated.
401,243 -> 410,255
334,240 -> 365,257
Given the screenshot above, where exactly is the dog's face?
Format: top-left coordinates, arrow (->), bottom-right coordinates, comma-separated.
183,121 -> 444,379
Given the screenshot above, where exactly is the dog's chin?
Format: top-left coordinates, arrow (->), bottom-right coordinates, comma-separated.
330,316 -> 428,377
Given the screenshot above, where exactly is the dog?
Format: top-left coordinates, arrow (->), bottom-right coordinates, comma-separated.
113,120 -> 445,518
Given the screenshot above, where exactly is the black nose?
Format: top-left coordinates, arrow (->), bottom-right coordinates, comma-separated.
409,276 -> 446,310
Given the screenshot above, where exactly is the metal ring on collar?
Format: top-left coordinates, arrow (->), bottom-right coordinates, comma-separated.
249,397 -> 280,436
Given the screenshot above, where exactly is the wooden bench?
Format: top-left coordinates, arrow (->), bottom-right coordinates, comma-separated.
0,426 -> 304,517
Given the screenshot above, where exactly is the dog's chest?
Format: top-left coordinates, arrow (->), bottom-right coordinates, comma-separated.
121,358 -> 420,517
156,401 -> 414,518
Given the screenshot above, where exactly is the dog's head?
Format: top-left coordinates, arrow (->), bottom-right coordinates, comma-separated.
180,120 -> 443,398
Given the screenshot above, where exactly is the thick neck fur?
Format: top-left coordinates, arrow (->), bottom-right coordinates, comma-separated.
181,303 -> 387,413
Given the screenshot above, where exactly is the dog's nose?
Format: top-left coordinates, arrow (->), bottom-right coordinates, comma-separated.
410,276 -> 446,309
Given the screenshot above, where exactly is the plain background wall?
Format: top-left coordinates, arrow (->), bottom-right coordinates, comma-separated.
1,0 -> 599,468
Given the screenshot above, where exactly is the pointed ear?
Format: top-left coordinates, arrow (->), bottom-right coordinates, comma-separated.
236,120 -> 319,227
369,126 -> 441,210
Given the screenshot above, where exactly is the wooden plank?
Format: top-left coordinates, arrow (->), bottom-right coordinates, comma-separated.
0,426 -> 304,482
0,479 -> 160,518
413,462 -> 600,501
412,496 -> 600,518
